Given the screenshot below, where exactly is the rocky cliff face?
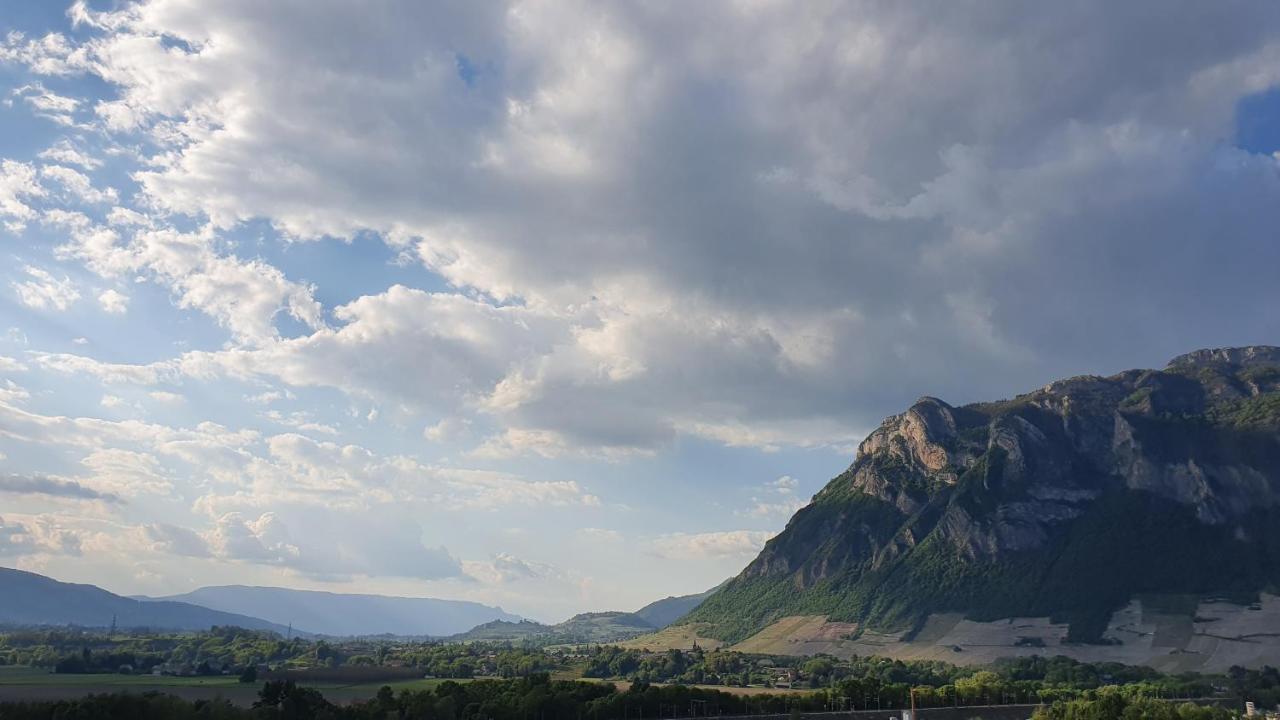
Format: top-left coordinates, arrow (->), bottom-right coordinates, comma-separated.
685,347 -> 1280,644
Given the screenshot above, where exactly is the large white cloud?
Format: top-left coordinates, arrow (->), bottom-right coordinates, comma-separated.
7,0 -> 1276,454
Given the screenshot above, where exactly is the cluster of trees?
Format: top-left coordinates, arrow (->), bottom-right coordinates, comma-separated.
1032,687 -> 1234,720
0,626 -> 311,675
577,646 -> 1227,705
0,627 -> 559,679
1226,665 -> 1280,708
0,675 -> 1239,720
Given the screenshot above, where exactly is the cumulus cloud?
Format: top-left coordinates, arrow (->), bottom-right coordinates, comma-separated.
0,395 -> 597,517
0,514 -> 84,557
203,511 -> 463,582
37,139 -> 101,170
206,512 -> 299,565
0,473 -> 120,502
97,288 -> 128,313
39,164 -> 116,204
464,552 -> 563,584
6,0 -> 1274,455
78,448 -> 172,496
0,160 -> 45,231
649,530 -> 777,560
143,522 -> 210,557
12,265 -> 79,311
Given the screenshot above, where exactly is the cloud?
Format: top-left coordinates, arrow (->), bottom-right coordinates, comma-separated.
245,390 -> 286,405
97,288 -> 128,313
0,515 -> 85,558
206,512 -> 299,565
34,210 -> 325,346
12,265 -> 79,311
37,139 -> 101,170
10,82 -> 79,125
576,527 -> 622,543
260,410 -> 336,436
770,476 -> 798,494
0,160 -> 45,231
3,1 -> 1280,461
0,473 -> 120,502
39,165 -> 116,204
99,394 -> 126,408
143,522 -> 210,558
423,417 -> 471,443
649,530 -> 776,560
31,352 -> 178,384
738,475 -> 807,518
204,511 -> 463,582
740,497 -> 806,520
78,448 -> 172,496
0,380 -> 29,405
21,507 -> 467,586
464,552 -> 566,584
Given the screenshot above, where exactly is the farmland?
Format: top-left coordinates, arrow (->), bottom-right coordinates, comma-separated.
0,666 -> 467,706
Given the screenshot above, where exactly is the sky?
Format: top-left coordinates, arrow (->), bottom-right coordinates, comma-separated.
0,1 -> 1278,623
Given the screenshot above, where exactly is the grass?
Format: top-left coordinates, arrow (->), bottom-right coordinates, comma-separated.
0,667 -> 240,687
0,666 -> 469,693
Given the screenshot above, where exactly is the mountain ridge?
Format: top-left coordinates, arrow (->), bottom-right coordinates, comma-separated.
0,567 -> 293,634
447,611 -> 656,643
145,585 -> 520,637
633,582 -> 727,629
683,346 -> 1280,650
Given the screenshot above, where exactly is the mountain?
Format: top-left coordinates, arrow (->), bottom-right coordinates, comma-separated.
633,582 -> 726,629
682,346 -> 1280,670
449,619 -> 553,641
450,611 -> 655,644
450,585 -> 727,644
0,567 -> 290,633
147,585 -> 519,637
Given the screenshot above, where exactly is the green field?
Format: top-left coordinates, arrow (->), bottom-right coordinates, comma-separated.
0,666 -> 471,706
0,666 -> 240,687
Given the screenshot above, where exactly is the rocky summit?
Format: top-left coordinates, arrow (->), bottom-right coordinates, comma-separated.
681,346 -> 1280,667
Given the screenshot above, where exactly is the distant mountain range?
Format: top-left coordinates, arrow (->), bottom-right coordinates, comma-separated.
448,585 -> 723,643
0,567 -> 292,633
141,585 -> 520,637
0,567 -> 715,641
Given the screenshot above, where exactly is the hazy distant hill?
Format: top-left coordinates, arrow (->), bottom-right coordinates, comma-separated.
0,567 -> 290,633
146,585 -> 519,637
450,587 -> 724,643
633,582 -> 726,629
450,611 -> 655,643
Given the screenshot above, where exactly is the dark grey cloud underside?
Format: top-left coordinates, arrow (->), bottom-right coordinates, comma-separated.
0,473 -> 119,502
